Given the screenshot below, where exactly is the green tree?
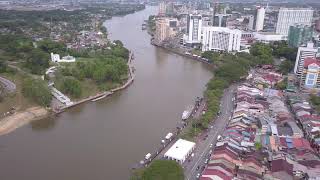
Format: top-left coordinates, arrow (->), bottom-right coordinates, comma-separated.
279,60 -> 294,74
255,142 -> 262,150
59,77 -> 82,98
22,78 -> 52,107
37,39 -> 66,54
250,43 -> 273,65
25,48 -> 49,74
201,51 -> 219,63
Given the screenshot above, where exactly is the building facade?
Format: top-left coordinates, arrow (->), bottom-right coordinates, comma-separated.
255,7 -> 265,31
158,1 -> 166,16
154,18 -> 178,44
288,24 -> 313,48
294,43 -> 319,76
316,19 -> 320,32
300,58 -> 320,89
248,15 -> 255,30
201,27 -> 241,52
213,14 -> 228,27
276,8 -> 313,36
186,14 -> 202,44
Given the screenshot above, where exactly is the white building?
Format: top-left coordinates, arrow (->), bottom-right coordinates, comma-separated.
253,32 -> 286,44
201,27 -> 241,52
51,53 -> 60,62
294,43 -> 319,76
51,53 -> 76,63
276,8 -> 313,36
158,1 -> 166,16
164,139 -> 195,164
255,7 -> 265,31
247,15 -> 255,30
186,14 -> 202,44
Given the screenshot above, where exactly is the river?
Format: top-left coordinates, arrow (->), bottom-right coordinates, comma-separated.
0,6 -> 212,180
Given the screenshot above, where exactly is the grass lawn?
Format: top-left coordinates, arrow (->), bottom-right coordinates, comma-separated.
132,160 -> 184,180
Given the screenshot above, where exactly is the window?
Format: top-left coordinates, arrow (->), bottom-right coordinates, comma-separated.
305,73 -> 318,86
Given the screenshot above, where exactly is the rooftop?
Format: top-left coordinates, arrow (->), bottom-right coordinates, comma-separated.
164,139 -> 195,161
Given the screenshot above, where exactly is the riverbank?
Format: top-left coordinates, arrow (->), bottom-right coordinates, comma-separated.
151,41 -> 214,67
0,52 -> 135,136
55,52 -> 135,113
0,106 -> 48,136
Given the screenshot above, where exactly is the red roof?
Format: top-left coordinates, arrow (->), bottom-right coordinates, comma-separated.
201,169 -> 232,180
304,57 -> 320,68
292,138 -> 312,150
280,138 -> 287,147
207,163 -> 235,173
213,148 -> 239,160
271,159 -> 293,176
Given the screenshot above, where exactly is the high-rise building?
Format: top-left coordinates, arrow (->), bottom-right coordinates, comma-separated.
255,7 -> 265,31
288,24 -> 313,48
201,27 -> 241,52
316,19 -> 320,32
213,14 -> 228,27
276,8 -> 313,36
186,14 -> 202,44
154,18 -> 178,44
294,43 -> 319,76
159,1 -> 166,16
247,15 -> 255,30
165,1 -> 174,16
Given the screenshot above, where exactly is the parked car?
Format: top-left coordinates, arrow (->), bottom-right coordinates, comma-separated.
196,173 -> 201,179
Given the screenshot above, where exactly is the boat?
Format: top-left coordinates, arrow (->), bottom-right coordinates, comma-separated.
91,94 -> 107,102
181,105 -> 194,120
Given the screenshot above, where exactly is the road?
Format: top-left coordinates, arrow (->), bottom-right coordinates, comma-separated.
184,84 -> 237,180
0,76 -> 16,93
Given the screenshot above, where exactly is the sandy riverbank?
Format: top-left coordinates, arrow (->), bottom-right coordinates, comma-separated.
0,106 -> 48,136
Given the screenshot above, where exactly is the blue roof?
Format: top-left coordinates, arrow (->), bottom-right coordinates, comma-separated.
242,131 -> 250,136
286,138 -> 293,143
265,135 -> 270,145
287,142 -> 293,149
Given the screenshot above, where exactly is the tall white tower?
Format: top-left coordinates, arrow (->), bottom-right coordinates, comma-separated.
187,14 -> 202,44
255,7 -> 265,32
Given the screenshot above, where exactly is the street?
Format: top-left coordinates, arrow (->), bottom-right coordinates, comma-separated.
184,84 -> 237,180
0,76 -> 16,93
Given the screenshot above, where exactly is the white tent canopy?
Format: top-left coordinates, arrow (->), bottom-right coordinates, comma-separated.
164,139 -> 195,164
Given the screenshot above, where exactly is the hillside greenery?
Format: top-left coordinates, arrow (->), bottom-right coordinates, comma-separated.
22,78 -> 52,107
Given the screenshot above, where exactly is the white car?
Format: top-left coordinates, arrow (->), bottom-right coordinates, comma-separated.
196,173 -> 201,179
217,135 -> 222,141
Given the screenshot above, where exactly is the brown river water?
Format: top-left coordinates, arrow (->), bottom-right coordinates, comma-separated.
0,6 -> 212,180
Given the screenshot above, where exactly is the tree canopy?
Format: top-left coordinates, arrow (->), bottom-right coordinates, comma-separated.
57,77 -> 82,98
250,43 -> 273,65
22,78 -> 52,107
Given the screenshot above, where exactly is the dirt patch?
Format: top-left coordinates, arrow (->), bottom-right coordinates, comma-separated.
0,106 -> 48,136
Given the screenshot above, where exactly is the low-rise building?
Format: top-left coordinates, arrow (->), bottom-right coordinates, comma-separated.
164,139 -> 195,164
253,32 -> 286,44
